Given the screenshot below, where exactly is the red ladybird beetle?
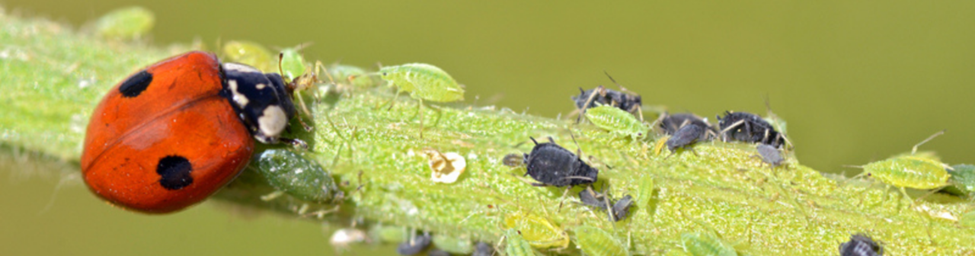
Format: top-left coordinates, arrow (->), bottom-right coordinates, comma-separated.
81,51 -> 302,213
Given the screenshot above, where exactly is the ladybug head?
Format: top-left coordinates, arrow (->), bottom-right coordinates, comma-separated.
221,62 -> 297,144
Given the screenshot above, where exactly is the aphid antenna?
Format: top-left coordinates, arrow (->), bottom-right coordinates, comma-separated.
911,129 -> 946,155
717,119 -> 747,142
566,130 -> 586,160
602,71 -> 633,94
763,96 -> 795,150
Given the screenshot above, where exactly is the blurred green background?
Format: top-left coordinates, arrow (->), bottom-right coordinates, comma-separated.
2,1 -> 974,255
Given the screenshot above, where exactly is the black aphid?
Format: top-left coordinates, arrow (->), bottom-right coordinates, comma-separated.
472,242 -> 494,256
610,195 -> 633,222
502,153 -> 524,167
397,233 -> 432,255
578,190 -> 609,210
658,113 -> 711,136
666,124 -> 705,153
572,72 -> 643,122
523,137 -> 599,187
716,111 -> 785,148
755,144 -> 784,168
839,234 -> 883,256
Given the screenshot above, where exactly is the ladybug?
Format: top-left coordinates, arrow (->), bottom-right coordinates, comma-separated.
81,51 -> 302,213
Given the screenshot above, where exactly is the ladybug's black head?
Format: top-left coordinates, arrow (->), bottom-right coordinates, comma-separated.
220,62 -> 297,144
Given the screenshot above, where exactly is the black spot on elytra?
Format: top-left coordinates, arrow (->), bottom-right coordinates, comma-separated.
118,70 -> 153,97
157,155 -> 193,190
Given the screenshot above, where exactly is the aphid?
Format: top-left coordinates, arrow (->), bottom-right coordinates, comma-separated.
94,6 -> 154,40
754,144 -> 785,168
278,45 -> 310,82
584,105 -> 649,140
859,130 -> 951,199
716,111 -> 785,148
839,234 -> 883,256
222,40 -> 276,72
578,189 -> 609,210
522,137 -> 599,187
431,234 -> 474,254
253,149 -> 337,202
472,242 -> 495,256
378,63 -> 465,137
611,195 -> 634,222
502,229 -> 538,256
666,123 -> 705,154
572,72 -> 643,122
398,232 -> 433,255
657,113 -> 711,136
422,148 -> 466,184
635,175 -> 655,211
572,225 -> 629,256
503,153 -> 525,167
503,212 -> 570,249
681,232 -> 737,256
327,64 -> 376,89
368,224 -> 409,244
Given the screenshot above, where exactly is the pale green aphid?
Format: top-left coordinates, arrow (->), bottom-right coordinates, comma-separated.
859,130 -> 951,199
367,224 -> 409,244
222,40 -> 276,72
572,226 -> 629,256
503,229 -> 538,256
253,149 -> 337,202
681,232 -> 737,256
279,46 -> 308,82
502,212 -> 569,249
946,164 -> 975,197
635,175 -> 655,212
431,234 -> 474,254
94,6 -> 154,40
584,104 -> 649,140
379,63 -> 465,103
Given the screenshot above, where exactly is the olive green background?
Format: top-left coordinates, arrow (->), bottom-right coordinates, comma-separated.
2,1 -> 974,255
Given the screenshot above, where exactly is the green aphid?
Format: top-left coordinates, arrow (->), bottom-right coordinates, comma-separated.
328,64 -> 376,89
681,232 -> 737,256
432,234 -> 474,254
503,212 -> 569,249
503,229 -> 539,256
278,46 -> 308,82
253,149 -> 337,202
584,104 -> 649,140
859,130 -> 951,199
635,175 -> 655,212
222,40 -> 276,72
572,226 -> 630,256
959,210 -> 975,228
94,6 -> 154,40
379,63 -> 465,103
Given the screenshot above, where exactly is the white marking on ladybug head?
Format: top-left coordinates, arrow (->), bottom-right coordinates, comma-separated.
256,83 -> 266,90
258,105 -> 288,137
227,80 -> 248,107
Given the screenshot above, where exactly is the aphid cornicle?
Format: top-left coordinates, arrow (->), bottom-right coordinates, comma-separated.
571,72 -> 643,122
754,144 -> 785,168
839,234 -> 883,256
859,130 -> 951,199
717,111 -> 786,148
584,105 -> 648,140
572,225 -> 630,256
522,137 -> 599,187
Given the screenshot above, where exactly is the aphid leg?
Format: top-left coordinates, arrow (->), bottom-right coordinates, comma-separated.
718,120 -> 745,142
260,190 -> 285,201
556,186 -> 573,212
576,86 -> 605,124
911,129 -> 946,155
